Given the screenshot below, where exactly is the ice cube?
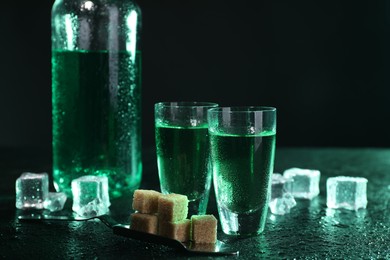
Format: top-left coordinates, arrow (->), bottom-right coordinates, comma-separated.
283,168 -> 320,199
326,176 -> 368,211
43,192 -> 67,212
269,193 -> 297,215
71,175 -> 110,217
15,172 -> 49,210
269,173 -> 296,215
76,198 -> 106,217
270,173 -> 288,199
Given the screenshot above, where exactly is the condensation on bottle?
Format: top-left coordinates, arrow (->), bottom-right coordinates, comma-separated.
51,0 -> 142,199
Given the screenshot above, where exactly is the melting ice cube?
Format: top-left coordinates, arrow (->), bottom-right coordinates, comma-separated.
326,176 -> 368,211
15,172 -> 49,210
283,168 -> 321,199
71,175 -> 110,217
269,173 -> 296,215
43,192 -> 67,212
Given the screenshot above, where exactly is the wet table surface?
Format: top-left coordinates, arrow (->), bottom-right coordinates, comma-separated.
0,147 -> 389,259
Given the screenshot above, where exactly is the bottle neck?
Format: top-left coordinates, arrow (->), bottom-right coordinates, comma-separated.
52,0 -> 141,52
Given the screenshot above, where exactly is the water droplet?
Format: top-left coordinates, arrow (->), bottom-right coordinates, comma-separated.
248,126 -> 256,134
333,223 -> 349,228
190,119 -> 198,127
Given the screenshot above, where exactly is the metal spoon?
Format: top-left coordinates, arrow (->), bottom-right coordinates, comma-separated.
18,214 -> 239,256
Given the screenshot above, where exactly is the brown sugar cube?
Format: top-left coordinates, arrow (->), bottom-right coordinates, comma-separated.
158,193 -> 188,222
130,213 -> 158,234
191,215 -> 217,244
158,219 -> 191,242
132,189 -> 162,214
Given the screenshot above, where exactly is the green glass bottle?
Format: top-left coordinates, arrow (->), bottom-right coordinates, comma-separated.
51,0 -> 142,198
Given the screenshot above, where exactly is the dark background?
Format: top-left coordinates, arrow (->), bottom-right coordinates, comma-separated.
0,0 -> 389,151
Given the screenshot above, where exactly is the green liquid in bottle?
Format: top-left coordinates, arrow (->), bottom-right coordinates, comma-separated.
52,50 -> 142,198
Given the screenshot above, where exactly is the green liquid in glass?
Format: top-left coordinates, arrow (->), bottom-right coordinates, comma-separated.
155,125 -> 211,201
52,50 -> 142,198
210,131 -> 276,213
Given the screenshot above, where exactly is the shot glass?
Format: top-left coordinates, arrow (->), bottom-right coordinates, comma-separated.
208,106 -> 277,236
155,102 -> 218,216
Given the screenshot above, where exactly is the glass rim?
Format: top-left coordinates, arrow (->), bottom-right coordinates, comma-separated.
208,106 -> 276,113
155,101 -> 219,108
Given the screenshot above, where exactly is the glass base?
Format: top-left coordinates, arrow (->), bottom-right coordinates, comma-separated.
218,205 -> 268,237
